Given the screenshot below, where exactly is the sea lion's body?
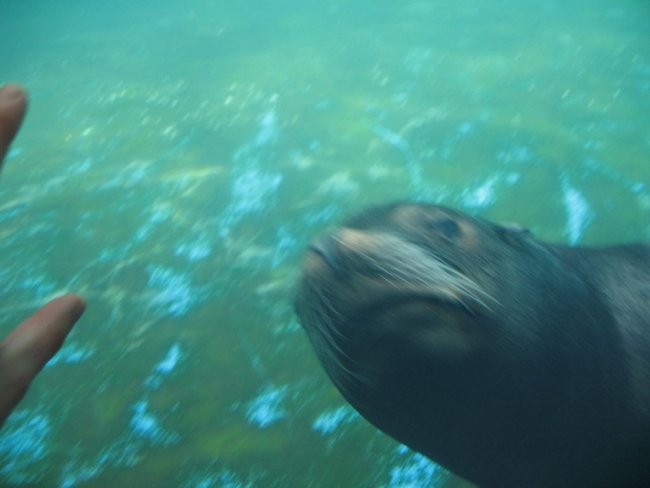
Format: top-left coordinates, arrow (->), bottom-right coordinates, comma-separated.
295,203 -> 650,487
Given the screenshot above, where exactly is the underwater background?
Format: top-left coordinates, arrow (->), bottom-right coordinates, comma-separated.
0,0 -> 648,486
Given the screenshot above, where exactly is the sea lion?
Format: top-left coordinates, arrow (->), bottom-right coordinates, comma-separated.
294,202 -> 650,488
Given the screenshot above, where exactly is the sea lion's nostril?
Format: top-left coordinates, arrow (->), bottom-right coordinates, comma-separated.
309,234 -> 346,277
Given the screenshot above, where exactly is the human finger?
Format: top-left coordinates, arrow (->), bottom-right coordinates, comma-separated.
0,84 -> 28,165
0,294 -> 86,424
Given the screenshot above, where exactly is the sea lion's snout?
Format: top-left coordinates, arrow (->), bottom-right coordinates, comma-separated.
307,234 -> 345,277
304,228 -> 376,278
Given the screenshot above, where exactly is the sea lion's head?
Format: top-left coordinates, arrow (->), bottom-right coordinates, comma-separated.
294,202 -> 598,485
295,203 -> 543,395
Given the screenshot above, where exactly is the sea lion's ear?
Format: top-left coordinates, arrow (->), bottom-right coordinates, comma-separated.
497,222 -> 533,244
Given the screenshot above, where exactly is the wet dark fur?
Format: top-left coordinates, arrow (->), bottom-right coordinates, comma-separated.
295,202 -> 650,488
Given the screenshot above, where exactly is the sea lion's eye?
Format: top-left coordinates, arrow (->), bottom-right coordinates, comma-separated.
426,217 -> 460,240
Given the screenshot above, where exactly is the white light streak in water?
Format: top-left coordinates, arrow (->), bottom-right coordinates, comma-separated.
146,265 -> 197,317
175,240 -> 211,261
45,342 -> 95,368
145,342 -> 183,389
312,405 -> 359,436
272,226 -> 298,269
130,400 -> 179,445
302,204 -> 340,228
254,109 -> 278,147
155,343 -> 182,375
130,401 -> 160,439
462,177 -> 498,208
388,446 -> 444,488
245,384 -> 288,429
373,124 -> 423,196
231,169 -> 283,216
561,177 -> 593,245
60,397 -> 180,486
0,411 -> 51,484
180,468 -> 252,488
218,168 -> 283,238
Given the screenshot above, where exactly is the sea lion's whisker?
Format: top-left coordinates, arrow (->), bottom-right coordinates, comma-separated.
359,238 -> 497,311
306,288 -> 369,383
304,286 -> 374,390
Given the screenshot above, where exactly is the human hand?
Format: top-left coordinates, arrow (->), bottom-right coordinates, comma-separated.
0,84 -> 86,427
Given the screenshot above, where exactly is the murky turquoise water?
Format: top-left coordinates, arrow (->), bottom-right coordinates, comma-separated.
0,0 -> 648,486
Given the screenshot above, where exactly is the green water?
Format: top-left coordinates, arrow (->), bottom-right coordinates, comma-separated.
0,0 -> 648,486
